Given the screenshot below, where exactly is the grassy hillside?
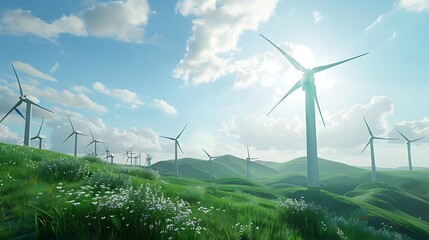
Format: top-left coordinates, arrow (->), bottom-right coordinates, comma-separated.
1,142 -> 428,239
152,155 -> 278,179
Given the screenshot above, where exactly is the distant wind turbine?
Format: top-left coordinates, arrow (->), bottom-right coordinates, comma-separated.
361,117 -> 398,182
104,144 -> 115,163
123,146 -> 134,165
260,34 -> 368,188
0,63 -> 53,146
63,116 -> 87,157
160,124 -> 187,176
202,148 -> 217,179
30,118 -> 45,149
145,152 -> 153,167
245,146 -> 258,178
84,129 -> 104,157
397,130 -> 424,171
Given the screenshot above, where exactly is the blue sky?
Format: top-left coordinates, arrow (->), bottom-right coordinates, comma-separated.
0,0 -> 428,168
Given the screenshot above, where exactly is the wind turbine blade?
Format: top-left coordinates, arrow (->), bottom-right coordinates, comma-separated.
15,108 -> 25,120
373,137 -> 398,140
68,116 -> 75,131
396,130 -> 409,142
77,132 -> 88,137
361,141 -> 371,153
1,100 -> 23,123
202,148 -> 211,158
89,129 -> 95,140
260,34 -> 306,72
311,52 -> 369,73
176,124 -> 188,139
30,136 -> 37,140
247,146 -> 250,158
84,141 -> 94,149
37,118 -> 44,135
363,117 -> 373,137
63,132 -> 74,143
11,63 -> 24,97
160,136 -> 175,141
312,85 -> 326,127
27,99 -> 53,113
410,136 -> 424,143
267,79 -> 302,116
176,141 -> 184,154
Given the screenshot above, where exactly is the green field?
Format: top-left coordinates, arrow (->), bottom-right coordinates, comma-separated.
1,142 -> 428,239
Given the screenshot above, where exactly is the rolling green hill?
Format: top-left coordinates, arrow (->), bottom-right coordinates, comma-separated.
1,142 -> 429,239
152,155 -> 279,179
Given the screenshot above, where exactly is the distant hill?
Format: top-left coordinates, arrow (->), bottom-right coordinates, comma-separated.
255,157 -> 368,175
151,155 -> 278,179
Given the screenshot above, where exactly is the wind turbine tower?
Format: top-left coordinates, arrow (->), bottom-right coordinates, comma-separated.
202,148 -> 217,179
30,118 -> 45,149
361,117 -> 398,182
245,146 -> 258,178
85,129 -> 104,157
0,63 -> 53,146
63,116 -> 87,157
397,130 -> 424,171
160,124 -> 187,176
260,34 -> 368,188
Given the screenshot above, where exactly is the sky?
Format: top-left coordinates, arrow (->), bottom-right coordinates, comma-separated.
0,0 -> 428,168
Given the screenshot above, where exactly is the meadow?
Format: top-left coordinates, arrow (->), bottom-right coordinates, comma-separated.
1,142 -> 428,239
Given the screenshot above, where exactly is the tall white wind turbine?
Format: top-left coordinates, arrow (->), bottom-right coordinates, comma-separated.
104,144 -> 115,163
245,146 -> 258,178
160,124 -> 187,177
361,117 -> 398,182
397,130 -> 424,171
260,34 -> 368,188
30,118 -> 45,149
0,63 -> 53,146
84,129 -> 104,157
63,116 -> 87,157
202,148 -> 217,179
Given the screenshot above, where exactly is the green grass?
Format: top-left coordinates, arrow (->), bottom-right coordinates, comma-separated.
0,142 -> 427,239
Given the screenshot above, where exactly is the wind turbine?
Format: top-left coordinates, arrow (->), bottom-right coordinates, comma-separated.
245,146 -> 258,178
160,124 -> 187,176
260,34 -> 368,188
63,116 -> 87,157
123,146 -> 134,165
397,130 -> 424,171
104,144 -> 115,163
84,129 -> 103,157
202,148 -> 217,179
145,152 -> 153,167
0,63 -> 53,146
30,118 -> 45,149
361,117 -> 398,182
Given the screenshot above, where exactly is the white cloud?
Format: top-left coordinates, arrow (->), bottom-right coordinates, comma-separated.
173,0 -> 279,84
0,79 -> 106,114
365,14 -> 383,31
318,96 -> 395,148
312,11 -> 324,23
93,81 -> 143,109
387,31 -> 396,41
0,125 -> 20,144
50,61 -> 60,73
389,117 -> 429,143
232,42 -> 315,89
45,114 -> 162,158
399,0 -> 429,12
72,85 -> 93,94
222,96 -> 395,151
12,61 -> 57,82
150,99 -> 178,114
0,0 -> 150,43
